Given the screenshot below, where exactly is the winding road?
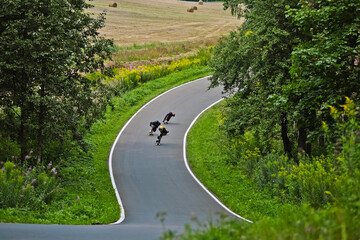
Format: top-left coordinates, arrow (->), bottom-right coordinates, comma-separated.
0,77 -> 249,240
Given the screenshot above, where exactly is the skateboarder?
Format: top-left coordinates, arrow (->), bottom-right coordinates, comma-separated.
149,120 -> 161,136
163,112 -> 175,124
156,126 -> 169,145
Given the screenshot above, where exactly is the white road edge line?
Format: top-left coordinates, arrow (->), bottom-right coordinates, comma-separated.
109,76 -> 211,224
183,98 -> 253,224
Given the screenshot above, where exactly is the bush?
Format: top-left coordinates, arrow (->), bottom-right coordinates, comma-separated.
0,153 -> 60,209
327,97 -> 360,216
220,131 -> 262,174
281,155 -> 337,207
254,154 -> 289,194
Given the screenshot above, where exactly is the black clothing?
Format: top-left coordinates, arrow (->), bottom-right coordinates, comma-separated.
150,120 -> 161,131
156,127 -> 169,144
159,127 -> 169,137
163,112 -> 175,122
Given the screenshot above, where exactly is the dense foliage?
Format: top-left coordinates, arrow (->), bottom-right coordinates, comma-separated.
0,0 -> 113,163
0,0 -> 113,213
208,0 -> 359,217
211,0 -> 359,159
210,0 -> 303,159
284,0 -> 360,155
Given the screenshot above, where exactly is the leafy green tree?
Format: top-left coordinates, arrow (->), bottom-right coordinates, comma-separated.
210,0 -> 302,158
285,0 -> 360,155
0,0 -> 113,163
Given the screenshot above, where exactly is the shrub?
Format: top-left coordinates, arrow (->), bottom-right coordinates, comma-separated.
0,153 -> 60,209
254,154 -> 290,195
327,97 -> 360,215
221,131 -> 261,176
283,155 -> 337,207
0,162 -> 23,208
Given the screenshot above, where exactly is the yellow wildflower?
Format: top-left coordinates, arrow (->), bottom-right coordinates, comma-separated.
322,121 -> 329,132
245,30 -> 253,36
328,105 -> 338,115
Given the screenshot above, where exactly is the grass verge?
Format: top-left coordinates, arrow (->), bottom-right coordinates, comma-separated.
0,65 -> 212,225
173,101 -> 359,240
186,102 -> 296,222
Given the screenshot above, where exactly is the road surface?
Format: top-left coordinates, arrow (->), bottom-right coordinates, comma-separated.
0,77 -> 248,240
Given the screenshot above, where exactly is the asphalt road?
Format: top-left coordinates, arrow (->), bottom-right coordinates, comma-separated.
0,77 -> 248,240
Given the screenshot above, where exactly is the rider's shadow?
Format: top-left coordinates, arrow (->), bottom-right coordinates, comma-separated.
163,122 -> 180,126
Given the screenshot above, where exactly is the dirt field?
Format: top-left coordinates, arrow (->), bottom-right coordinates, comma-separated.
89,0 -> 242,46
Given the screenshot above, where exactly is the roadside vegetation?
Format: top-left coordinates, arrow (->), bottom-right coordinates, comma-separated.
160,0 -> 360,239
162,101 -> 359,239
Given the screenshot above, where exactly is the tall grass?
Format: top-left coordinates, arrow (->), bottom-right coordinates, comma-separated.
110,40 -> 218,66
0,157 -> 59,210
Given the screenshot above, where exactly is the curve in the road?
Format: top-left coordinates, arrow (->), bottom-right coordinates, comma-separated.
108,77 -> 211,225
0,76 -> 250,240
183,99 -> 252,223
109,75 -> 252,227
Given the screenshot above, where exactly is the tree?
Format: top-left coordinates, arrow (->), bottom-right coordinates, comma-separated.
284,0 -> 360,155
0,0 -> 113,163
210,0 -> 302,158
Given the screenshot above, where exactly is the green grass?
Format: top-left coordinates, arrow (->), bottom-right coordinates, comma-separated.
186,103 -> 295,221
165,101 -> 360,240
0,65 -> 212,224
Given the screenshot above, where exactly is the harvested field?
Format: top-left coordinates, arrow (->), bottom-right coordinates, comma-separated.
88,0 -> 242,47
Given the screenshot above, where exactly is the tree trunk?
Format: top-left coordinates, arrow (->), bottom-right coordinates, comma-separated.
19,103 -> 27,164
19,10 -> 28,164
37,83 -> 45,161
306,142 -> 312,156
297,127 -> 310,157
19,70 -> 27,164
281,112 -> 292,159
